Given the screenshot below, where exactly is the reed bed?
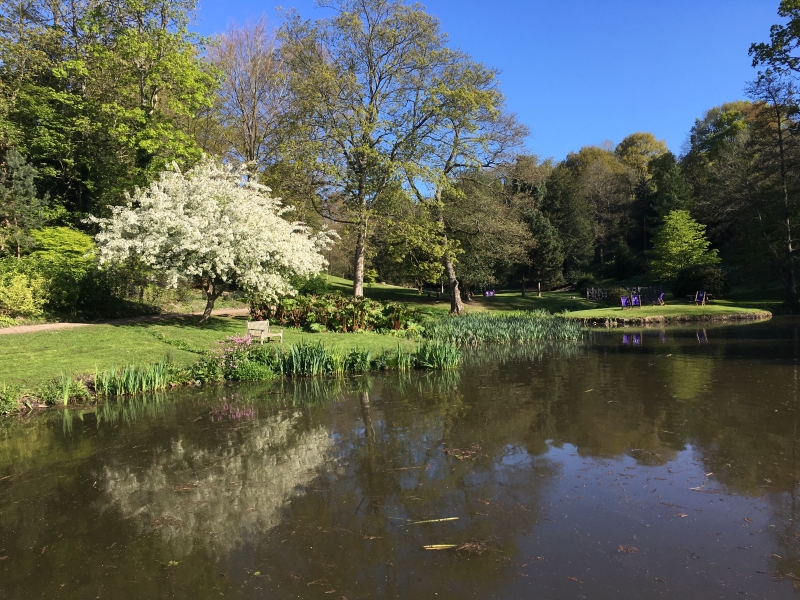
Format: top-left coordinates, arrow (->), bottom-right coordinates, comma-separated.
263,342 -> 458,377
424,311 -> 583,345
94,361 -> 171,397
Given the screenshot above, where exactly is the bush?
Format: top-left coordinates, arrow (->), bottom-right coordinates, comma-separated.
0,383 -> 22,414
230,361 -> 275,381
251,293 -> 422,333
0,272 -> 48,317
602,286 -> 632,306
672,264 -> 728,299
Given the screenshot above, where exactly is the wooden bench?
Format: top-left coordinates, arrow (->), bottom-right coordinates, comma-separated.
246,320 -> 283,344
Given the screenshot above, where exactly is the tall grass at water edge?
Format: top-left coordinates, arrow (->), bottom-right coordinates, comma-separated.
424,310 -> 584,345
256,341 -> 458,377
94,361 -> 171,396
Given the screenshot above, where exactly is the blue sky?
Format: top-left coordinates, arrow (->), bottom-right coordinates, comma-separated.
192,0 -> 780,161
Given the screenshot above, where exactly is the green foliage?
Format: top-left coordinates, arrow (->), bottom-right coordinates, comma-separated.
414,340 -> 461,370
0,0 -> 215,217
293,273 -> 329,296
30,227 -> 94,259
0,272 -> 48,317
38,374 -> 89,406
0,383 -> 22,414
94,361 -> 172,397
251,293 -> 423,333
672,264 -> 729,298
424,311 -> 583,345
230,361 -> 275,382
522,208 -> 564,288
650,210 -> 719,280
0,149 -> 47,256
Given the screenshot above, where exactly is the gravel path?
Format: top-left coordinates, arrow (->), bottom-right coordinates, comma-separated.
0,307 -> 250,335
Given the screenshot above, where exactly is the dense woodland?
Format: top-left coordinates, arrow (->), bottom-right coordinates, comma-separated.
2,0 -> 800,315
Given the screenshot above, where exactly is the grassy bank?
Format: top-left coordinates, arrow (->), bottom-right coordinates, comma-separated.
2,315 -> 417,386
564,303 -> 771,325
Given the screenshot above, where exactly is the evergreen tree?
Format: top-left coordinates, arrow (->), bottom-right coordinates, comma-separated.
0,148 -> 46,257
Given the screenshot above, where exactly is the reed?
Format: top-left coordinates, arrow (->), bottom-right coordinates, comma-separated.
94,360 -> 171,397
424,311 -> 583,345
414,340 -> 461,370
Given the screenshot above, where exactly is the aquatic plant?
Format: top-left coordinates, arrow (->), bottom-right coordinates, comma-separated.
346,347 -> 372,373
94,361 -> 171,396
414,340 -> 461,370
424,311 -> 583,345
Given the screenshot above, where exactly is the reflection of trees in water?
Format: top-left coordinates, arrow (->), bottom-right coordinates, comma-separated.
102,410 -> 333,556
256,384 -> 555,597
669,356 -> 714,400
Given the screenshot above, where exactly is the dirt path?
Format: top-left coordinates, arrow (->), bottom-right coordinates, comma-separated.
0,307 -> 250,336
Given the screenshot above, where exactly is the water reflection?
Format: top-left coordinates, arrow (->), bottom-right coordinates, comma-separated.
4,322 -> 800,598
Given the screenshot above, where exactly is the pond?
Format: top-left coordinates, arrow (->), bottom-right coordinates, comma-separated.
2,321 -> 800,598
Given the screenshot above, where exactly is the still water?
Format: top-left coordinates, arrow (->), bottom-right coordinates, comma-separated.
3,322 -> 800,599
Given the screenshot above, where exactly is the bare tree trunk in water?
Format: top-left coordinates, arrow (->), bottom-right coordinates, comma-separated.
353,226 -> 366,298
200,280 -> 225,322
360,391 -> 375,447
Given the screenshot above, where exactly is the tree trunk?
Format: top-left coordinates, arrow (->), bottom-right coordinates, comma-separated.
443,251 -> 465,314
538,281 -> 542,298
353,226 -> 366,298
521,275 -> 526,297
200,280 -> 225,322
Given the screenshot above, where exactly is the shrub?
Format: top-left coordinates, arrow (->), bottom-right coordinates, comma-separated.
231,361 -> 275,381
602,286 -> 632,306
672,264 -> 728,299
251,293 -> 422,333
0,383 -> 22,414
0,272 -> 48,317
38,375 -> 89,406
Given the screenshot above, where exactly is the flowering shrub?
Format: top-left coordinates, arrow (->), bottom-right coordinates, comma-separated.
209,334 -> 255,379
90,158 -> 336,319
250,293 -> 423,333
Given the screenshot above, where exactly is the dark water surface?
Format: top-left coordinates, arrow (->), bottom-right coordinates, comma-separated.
4,321 -> 800,599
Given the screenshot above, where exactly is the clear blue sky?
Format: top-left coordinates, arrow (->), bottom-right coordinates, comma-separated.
192,0 -> 781,161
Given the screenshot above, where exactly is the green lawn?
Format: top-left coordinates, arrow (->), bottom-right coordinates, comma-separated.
563,303 -> 769,321
2,316 -> 416,386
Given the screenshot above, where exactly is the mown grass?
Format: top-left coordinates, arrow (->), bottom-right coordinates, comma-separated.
1,316 -> 416,386
564,303 -> 769,321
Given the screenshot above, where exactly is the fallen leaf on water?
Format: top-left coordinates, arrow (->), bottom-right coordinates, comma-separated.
676,513 -> 688,518
705,472 -> 713,477
584,389 -> 593,393
423,545 -> 457,550
654,577 -> 665,583
409,517 -> 459,525
567,576 -> 582,584
618,545 -> 638,554
744,518 -> 753,523
771,553 -> 783,559
0,556 -> 7,561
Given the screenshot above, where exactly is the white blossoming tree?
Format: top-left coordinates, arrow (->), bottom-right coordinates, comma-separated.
91,159 -> 334,321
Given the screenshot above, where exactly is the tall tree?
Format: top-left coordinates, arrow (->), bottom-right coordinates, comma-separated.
746,72 -> 800,312
650,209 -> 719,280
208,17 -> 289,176
0,148 -> 46,256
0,0 -> 215,217
281,0 -> 449,299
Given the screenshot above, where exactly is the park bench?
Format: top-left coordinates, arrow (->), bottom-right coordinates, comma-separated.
246,320 -> 283,344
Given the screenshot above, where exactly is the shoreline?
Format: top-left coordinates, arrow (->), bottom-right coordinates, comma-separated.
571,310 -> 773,328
